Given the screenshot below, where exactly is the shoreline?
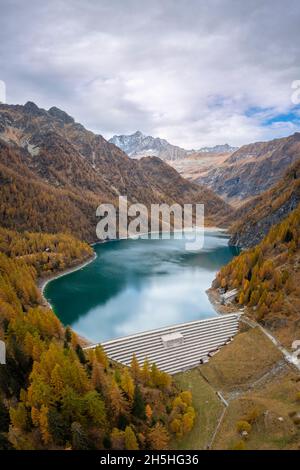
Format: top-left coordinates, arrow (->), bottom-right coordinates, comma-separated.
39,252 -> 97,308
38,252 -> 98,347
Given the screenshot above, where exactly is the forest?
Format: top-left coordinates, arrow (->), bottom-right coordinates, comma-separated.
215,203 -> 300,339
0,228 -> 93,276
0,229 -> 196,450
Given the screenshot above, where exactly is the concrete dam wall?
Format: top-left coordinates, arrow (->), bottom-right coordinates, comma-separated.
85,313 -> 241,374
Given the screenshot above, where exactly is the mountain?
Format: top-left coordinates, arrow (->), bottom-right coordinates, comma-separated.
197,133 -> 300,206
109,131 -> 237,162
196,143 -> 238,153
228,159 -> 300,247
109,130 -> 188,161
0,102 -> 232,240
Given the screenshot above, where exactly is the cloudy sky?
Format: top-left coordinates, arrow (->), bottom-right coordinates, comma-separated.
1,0 -> 300,148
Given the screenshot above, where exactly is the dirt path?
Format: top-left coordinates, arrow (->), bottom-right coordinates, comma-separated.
208,286 -> 300,372
204,288 -> 300,449
241,316 -> 300,372
208,407 -> 227,450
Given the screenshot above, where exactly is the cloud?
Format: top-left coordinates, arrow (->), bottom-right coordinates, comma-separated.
0,0 -> 300,147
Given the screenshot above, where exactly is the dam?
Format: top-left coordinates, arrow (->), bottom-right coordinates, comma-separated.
85,313 -> 241,375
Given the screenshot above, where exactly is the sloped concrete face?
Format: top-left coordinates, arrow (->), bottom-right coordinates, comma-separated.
85,313 -> 240,375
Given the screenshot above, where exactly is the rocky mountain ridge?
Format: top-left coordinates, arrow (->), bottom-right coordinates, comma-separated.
109,131 -> 187,161
109,130 -> 237,161
197,133 -> 300,205
195,143 -> 238,154
0,102 -> 232,240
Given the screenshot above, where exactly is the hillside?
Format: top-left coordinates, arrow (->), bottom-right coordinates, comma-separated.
197,133 -> 300,206
214,204 -> 300,347
0,228 -> 196,450
0,227 -> 93,275
229,159 -> 300,247
0,103 -> 232,240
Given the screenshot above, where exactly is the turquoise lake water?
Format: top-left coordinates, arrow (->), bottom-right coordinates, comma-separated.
45,230 -> 239,343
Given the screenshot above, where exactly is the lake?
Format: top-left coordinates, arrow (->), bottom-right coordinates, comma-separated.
44,230 -> 239,343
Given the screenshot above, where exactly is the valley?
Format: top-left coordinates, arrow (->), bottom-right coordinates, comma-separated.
0,101 -> 299,452
1,0 -> 300,456
167,151 -> 233,183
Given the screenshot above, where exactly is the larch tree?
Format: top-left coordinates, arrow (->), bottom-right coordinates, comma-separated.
121,369 -> 135,400
130,353 -> 141,382
124,425 -> 139,450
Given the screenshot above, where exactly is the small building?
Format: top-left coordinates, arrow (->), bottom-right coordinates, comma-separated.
221,288 -> 238,305
161,332 -> 184,349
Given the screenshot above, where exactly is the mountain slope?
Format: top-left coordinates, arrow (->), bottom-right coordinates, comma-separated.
214,203 -> 300,347
197,133 -> 300,205
168,151 -> 234,182
137,156 -> 230,214
229,159 -> 300,247
0,228 -> 195,450
0,102 -> 232,240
